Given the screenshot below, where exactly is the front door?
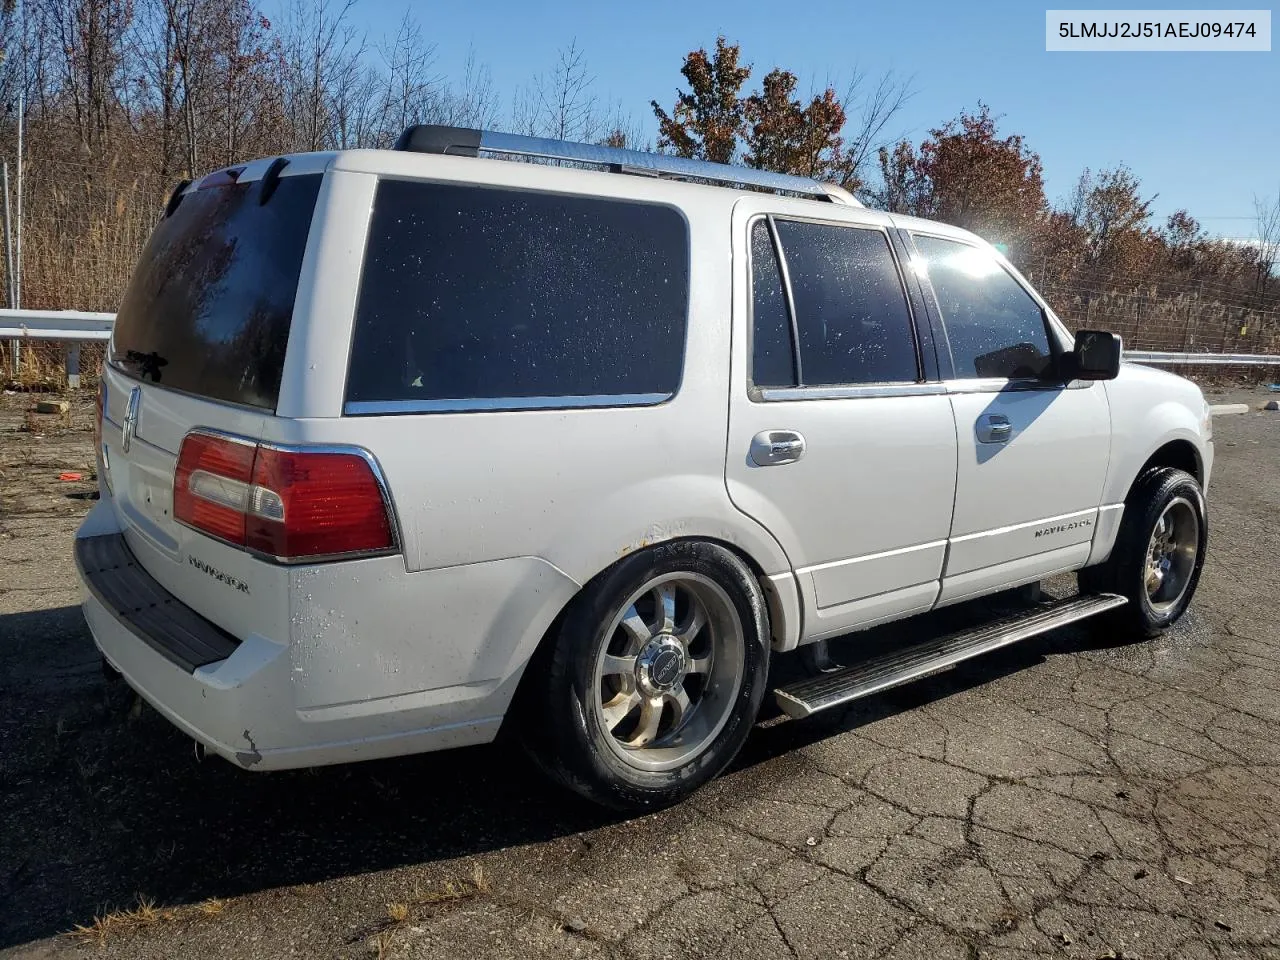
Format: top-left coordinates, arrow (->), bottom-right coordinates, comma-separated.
907,232 -> 1110,605
725,199 -> 958,641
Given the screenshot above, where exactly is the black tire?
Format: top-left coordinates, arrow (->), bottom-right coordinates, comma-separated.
520,540 -> 770,812
1079,467 -> 1207,636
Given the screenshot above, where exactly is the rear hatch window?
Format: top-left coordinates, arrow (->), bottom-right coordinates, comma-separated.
109,172 -> 322,410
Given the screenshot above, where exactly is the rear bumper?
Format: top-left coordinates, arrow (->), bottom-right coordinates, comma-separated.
77,533 -> 240,672
76,504 -> 507,770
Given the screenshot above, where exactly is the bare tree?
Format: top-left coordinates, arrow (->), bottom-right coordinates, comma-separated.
1254,191 -> 1280,298
279,0 -> 363,152
134,0 -> 183,178
328,56 -> 383,148
837,68 -> 913,192
434,46 -> 499,129
598,102 -> 647,150
39,0 -> 133,152
519,39 -> 598,142
374,11 -> 438,142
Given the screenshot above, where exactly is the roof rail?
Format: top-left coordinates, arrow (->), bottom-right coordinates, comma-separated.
393,125 -> 861,205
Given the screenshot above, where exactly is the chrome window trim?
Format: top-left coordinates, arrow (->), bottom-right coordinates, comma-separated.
942,377 -> 1072,395
758,383 -> 947,402
343,393 -> 671,416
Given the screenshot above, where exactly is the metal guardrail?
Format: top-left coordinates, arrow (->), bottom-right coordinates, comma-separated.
3,309 -> 1279,389
0,308 -> 115,341
2,309 -> 114,387
1124,350 -> 1280,367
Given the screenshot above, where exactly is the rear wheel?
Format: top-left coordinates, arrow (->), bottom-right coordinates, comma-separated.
522,541 -> 770,811
1079,467 -> 1206,636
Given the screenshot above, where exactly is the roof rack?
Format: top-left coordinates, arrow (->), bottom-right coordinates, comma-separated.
393,125 -> 860,205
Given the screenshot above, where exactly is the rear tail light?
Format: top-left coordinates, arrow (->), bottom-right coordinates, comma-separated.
173,430 -> 397,562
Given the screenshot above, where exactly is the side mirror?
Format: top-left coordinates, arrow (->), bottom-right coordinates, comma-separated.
1066,330 -> 1122,381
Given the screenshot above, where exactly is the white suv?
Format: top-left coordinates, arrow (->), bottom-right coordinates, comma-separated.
77,126 -> 1213,810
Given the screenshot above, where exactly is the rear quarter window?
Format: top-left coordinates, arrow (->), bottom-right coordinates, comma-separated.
110,173 -> 322,409
345,180 -> 690,411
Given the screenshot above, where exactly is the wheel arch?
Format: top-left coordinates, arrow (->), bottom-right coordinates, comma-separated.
499,534 -> 799,743
1133,438 -> 1203,492
1089,431 -> 1206,569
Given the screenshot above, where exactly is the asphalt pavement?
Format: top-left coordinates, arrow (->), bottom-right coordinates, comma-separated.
2,388 -> 1278,960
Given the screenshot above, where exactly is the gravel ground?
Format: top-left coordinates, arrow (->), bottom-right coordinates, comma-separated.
2,385 -> 1279,960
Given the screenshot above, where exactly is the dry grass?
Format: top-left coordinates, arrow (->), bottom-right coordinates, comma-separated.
385,902 -> 410,923
417,863 -> 490,905
359,863 -> 491,952
66,896 -> 226,945
2,341 -> 105,393
369,929 -> 397,959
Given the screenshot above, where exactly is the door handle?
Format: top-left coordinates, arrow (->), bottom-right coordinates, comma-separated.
976,415 -> 1013,444
750,430 -> 806,466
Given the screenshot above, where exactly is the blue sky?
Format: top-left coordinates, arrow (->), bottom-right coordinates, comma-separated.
297,0 -> 1277,237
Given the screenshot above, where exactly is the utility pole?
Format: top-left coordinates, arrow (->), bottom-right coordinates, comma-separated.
15,0 -> 23,309
3,162 -> 15,376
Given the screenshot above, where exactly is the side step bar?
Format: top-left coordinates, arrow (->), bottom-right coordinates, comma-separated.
774,593 -> 1127,719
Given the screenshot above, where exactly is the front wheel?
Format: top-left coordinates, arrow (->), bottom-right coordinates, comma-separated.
1079,467 -> 1207,636
521,541 -> 770,811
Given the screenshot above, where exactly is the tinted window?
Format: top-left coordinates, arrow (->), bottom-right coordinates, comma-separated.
774,220 -> 918,386
346,181 -> 689,407
913,235 -> 1054,379
110,174 -> 322,409
750,220 -> 794,387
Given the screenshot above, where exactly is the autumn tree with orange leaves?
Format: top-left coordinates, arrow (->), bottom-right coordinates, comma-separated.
651,37 -> 901,190
877,104 -> 1047,261
650,37 -> 750,164
743,70 -> 855,187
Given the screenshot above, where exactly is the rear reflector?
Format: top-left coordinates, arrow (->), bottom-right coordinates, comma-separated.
174,431 -> 396,562
94,378 -> 105,448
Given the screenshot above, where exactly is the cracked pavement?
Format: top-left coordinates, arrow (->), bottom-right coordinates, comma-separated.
2,389 -> 1279,959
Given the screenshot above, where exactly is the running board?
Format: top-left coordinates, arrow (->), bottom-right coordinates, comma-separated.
774,593 -> 1127,719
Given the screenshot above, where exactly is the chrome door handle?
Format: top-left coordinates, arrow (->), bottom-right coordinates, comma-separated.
976,415 -> 1013,444
750,430 -> 806,466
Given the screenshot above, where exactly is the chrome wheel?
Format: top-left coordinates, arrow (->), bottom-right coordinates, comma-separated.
593,572 -> 745,773
1145,497 -> 1199,613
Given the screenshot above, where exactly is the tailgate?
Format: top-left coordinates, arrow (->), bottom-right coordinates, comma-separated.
96,159 -> 326,641
100,368 -> 285,642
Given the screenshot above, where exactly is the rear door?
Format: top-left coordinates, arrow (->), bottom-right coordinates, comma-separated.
905,232 -> 1110,604
725,199 -> 958,642
98,156 -> 329,638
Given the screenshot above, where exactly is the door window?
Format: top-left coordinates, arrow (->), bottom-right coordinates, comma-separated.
750,218 -> 919,388
913,235 -> 1054,380
749,220 -> 795,388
